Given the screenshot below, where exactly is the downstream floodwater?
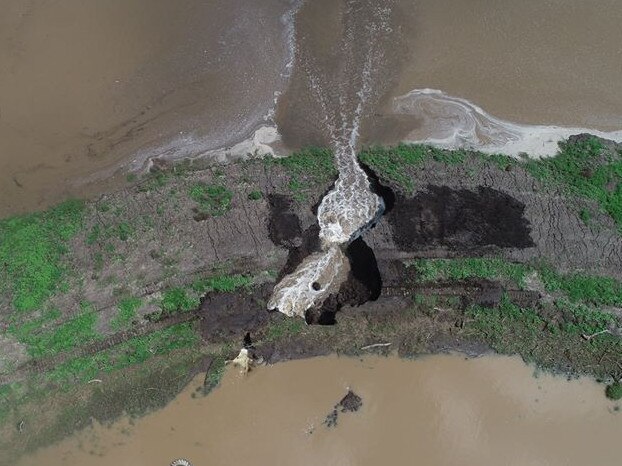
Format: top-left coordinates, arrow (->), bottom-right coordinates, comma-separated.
17,354 -> 622,466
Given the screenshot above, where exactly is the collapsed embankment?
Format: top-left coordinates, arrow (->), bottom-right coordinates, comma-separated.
1,136 -> 622,461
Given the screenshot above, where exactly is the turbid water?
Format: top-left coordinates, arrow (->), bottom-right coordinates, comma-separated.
17,354 -> 622,466
0,0 -> 296,217
268,0 -> 391,317
3,0 -> 622,216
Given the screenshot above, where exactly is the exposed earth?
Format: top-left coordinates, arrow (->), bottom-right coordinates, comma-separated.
1,135 -> 622,463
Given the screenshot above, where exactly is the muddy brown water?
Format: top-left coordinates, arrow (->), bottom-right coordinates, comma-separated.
17,354 -> 621,466
0,0 -> 294,217
277,0 -> 622,147
3,0 -> 621,216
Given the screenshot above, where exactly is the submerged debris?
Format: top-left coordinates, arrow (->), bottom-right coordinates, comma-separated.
324,390 -> 363,428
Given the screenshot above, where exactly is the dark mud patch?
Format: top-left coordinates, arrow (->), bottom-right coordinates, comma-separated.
361,161 -> 396,214
267,194 -> 303,248
267,192 -> 323,281
256,327 -> 333,364
200,283 -> 273,343
306,237 -> 382,325
278,223 -> 322,281
388,186 -> 534,251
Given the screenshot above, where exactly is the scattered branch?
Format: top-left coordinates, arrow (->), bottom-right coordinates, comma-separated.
581,329 -> 611,341
360,343 -> 391,350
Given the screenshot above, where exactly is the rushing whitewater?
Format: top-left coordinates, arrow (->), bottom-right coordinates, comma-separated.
268,2 -> 392,317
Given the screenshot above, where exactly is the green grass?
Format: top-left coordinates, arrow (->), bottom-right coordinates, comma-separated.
203,351 -> 229,394
271,147 -> 337,200
579,208 -> 592,225
359,144 -> 426,191
0,199 -> 85,312
138,170 -> 169,192
86,225 -> 101,245
463,293 -> 622,380
160,274 -> 252,317
538,266 -> 622,307
525,137 -> 622,229
264,317 -> 304,341
161,287 -> 198,314
190,274 -> 252,294
360,138 -> 622,231
556,300 -> 616,335
409,257 -> 530,286
116,222 -> 133,241
47,322 -> 199,386
466,295 -> 544,355
9,307 -> 97,359
111,297 -> 142,330
188,183 -> 233,217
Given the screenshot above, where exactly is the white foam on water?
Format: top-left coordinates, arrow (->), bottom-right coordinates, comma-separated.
394,89 -> 622,158
267,247 -> 347,318
268,1 -> 390,316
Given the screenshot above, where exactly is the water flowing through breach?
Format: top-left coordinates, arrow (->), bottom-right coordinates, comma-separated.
268,1 -> 395,318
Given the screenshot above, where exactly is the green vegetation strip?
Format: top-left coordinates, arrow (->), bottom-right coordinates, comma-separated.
524,138 -> 622,229
409,257 -> 622,308
111,297 -> 142,330
47,322 -> 200,387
